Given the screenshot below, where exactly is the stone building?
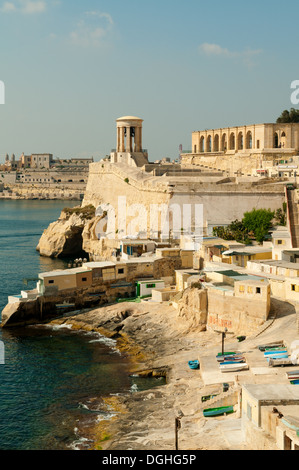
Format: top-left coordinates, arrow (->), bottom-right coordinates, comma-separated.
181,122 -> 299,175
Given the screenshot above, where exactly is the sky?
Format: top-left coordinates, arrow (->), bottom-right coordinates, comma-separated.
0,0 -> 298,163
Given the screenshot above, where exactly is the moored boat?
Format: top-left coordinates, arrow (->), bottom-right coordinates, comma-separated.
203,406 -> 234,417
287,371 -> 299,380
219,363 -> 248,373
264,350 -> 287,356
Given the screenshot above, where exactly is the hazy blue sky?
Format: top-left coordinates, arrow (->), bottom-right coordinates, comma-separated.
0,0 -> 298,162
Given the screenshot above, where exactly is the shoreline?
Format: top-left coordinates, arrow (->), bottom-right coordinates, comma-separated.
45,300 -> 229,451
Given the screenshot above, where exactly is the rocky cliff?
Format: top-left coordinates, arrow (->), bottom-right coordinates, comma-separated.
36,205 -> 96,258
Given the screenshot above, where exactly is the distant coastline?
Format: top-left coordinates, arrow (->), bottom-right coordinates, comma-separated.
0,184 -> 84,201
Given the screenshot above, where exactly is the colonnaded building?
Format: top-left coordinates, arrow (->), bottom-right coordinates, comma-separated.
181,122 -> 299,176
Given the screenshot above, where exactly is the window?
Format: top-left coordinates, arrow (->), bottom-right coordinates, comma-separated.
48,280 -> 54,284
247,286 -> 253,294
277,240 -> 283,245
292,285 -> 296,291
239,285 -> 245,293
256,287 -> 261,294
82,277 -> 87,282
146,283 -> 156,289
118,268 -> 124,274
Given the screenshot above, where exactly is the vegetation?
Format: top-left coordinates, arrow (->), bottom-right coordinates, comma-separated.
63,204 -> 96,219
277,108 -> 299,123
124,178 -> 129,184
213,205 -> 287,244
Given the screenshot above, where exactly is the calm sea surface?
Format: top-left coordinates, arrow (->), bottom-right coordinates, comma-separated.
0,200 -> 157,450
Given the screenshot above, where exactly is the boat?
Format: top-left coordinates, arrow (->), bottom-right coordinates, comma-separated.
287,370 -> 299,377
266,354 -> 288,362
219,363 -> 248,373
290,380 -> 299,385
201,394 -> 218,403
203,406 -> 234,417
287,371 -> 299,380
264,349 -> 287,356
188,360 -> 200,370
221,355 -> 245,362
221,359 -> 245,365
217,352 -> 236,357
258,341 -> 285,352
216,353 -> 239,362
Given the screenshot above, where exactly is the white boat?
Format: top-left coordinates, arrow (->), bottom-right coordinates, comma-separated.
219,363 -> 248,373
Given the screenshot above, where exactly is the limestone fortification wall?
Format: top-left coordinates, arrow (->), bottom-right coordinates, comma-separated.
83,161 -> 286,229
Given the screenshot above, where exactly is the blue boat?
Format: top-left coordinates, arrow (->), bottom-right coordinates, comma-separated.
266,354 -> 288,362
290,380 -> 299,385
188,360 -> 200,370
264,350 -> 287,356
221,360 -> 245,365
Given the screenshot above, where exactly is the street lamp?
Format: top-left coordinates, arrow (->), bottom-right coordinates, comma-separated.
222,328 -> 228,355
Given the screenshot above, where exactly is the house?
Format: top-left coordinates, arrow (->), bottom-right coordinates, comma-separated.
38,267 -> 93,294
135,279 -> 165,298
221,246 -> 272,268
270,226 -> 292,261
242,384 -> 299,450
120,239 -> 155,260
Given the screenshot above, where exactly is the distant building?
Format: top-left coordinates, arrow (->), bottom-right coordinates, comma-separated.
31,154 -> 53,169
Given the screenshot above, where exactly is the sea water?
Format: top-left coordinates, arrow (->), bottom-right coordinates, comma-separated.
0,200 -> 158,450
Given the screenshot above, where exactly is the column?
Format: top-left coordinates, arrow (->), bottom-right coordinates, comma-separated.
135,127 -> 140,152
126,126 -> 131,152
139,125 -> 142,152
116,127 -> 120,152
121,127 -> 125,152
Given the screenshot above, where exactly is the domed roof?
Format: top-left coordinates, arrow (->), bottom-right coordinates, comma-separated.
116,116 -> 143,121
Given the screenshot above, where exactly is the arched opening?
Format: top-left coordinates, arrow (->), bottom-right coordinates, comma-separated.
207,135 -> 212,152
274,132 -> 279,148
238,132 -> 244,150
214,134 -> 219,152
221,134 -> 227,151
246,131 -> 253,149
281,131 -> 286,148
229,133 -> 235,150
200,136 -> 205,153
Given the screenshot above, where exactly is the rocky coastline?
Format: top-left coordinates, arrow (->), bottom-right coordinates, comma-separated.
44,299 -> 246,451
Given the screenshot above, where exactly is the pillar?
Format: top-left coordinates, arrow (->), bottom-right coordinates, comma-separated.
126,126 -> 131,152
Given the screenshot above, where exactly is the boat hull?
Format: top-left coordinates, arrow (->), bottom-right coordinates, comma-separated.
203,406 -> 234,417
219,363 -> 248,373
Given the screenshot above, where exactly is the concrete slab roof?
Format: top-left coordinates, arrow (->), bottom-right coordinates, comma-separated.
243,384 -> 299,402
39,267 -> 92,278
83,262 -> 115,269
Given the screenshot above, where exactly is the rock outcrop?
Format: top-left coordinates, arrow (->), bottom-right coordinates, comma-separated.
36,205 -> 95,258
177,287 -> 208,332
